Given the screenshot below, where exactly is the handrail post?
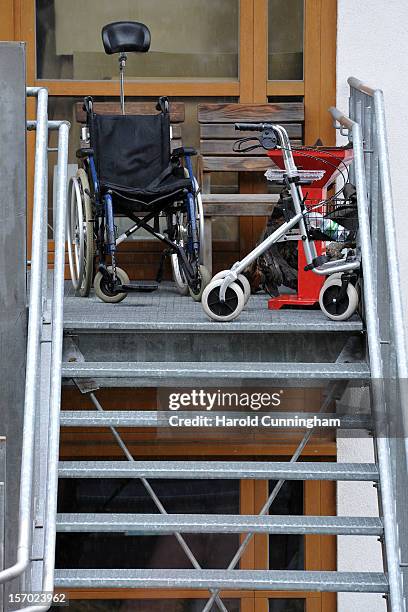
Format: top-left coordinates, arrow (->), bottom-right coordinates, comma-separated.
11,119 -> 70,612
0,87 -> 48,584
330,100 -> 406,612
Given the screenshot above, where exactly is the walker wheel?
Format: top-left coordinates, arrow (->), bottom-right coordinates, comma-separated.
212,270 -> 251,305
189,265 -> 211,302
202,278 -> 245,322
319,275 -> 359,321
94,266 -> 129,303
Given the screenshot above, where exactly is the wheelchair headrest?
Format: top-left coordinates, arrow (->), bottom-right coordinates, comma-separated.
102,21 -> 151,55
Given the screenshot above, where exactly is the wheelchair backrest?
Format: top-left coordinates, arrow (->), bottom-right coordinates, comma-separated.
90,109 -> 171,190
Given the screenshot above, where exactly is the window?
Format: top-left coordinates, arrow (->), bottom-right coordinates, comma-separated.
56,479 -> 240,570
269,599 -> 305,612
36,0 -> 239,80
268,0 -> 304,80
269,480 -> 304,570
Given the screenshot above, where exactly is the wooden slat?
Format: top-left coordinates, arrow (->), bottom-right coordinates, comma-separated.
200,123 -> 303,140
198,103 -> 304,124
75,102 -> 185,124
200,139 -> 301,156
202,156 -> 275,172
202,193 -> 277,216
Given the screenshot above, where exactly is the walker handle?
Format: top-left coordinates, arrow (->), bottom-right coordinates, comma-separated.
235,122 -> 275,131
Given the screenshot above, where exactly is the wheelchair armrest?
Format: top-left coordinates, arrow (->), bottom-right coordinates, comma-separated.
76,147 -> 94,159
172,147 -> 197,158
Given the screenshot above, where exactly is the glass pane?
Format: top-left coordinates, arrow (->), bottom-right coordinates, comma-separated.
51,600 -> 240,612
268,0 -> 304,80
56,479 -> 240,569
36,0 -> 239,80
269,480 -> 304,569
269,599 -> 305,612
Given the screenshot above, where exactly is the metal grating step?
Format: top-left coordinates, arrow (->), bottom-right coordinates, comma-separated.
59,410 -> 372,429
54,568 -> 388,592
61,361 -> 370,386
63,298 -> 364,333
58,461 -> 379,481
56,513 -> 383,536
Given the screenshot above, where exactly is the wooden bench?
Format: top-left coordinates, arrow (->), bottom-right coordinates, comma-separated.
75,101 -> 185,151
197,102 -> 305,273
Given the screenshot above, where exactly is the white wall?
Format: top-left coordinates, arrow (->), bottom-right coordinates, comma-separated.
337,436 -> 385,612
336,2 -> 408,611
337,0 -> 408,316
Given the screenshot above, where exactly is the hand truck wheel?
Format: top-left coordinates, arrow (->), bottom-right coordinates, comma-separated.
212,270 -> 251,305
94,266 -> 129,303
202,278 -> 245,322
319,274 -> 359,321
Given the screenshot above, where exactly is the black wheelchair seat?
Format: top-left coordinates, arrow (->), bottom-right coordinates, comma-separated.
90,111 -> 192,211
102,21 -> 151,55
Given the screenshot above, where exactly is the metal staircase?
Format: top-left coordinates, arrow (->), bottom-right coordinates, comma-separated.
1,78 -> 408,612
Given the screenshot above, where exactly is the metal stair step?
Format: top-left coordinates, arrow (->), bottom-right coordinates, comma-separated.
60,410 -> 372,429
56,513 -> 383,535
63,301 -> 364,333
54,568 -> 388,592
58,461 -> 379,481
61,361 -> 370,386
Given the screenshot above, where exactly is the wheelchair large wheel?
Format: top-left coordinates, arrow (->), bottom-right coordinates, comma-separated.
171,253 -> 189,296
66,169 -> 94,297
189,265 -> 211,302
94,266 -> 129,304
212,270 -> 251,305
202,278 -> 245,322
183,172 -> 205,263
319,274 -> 359,321
193,177 -> 205,264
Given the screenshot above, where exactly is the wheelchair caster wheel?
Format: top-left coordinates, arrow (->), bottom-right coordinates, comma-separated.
94,266 -> 129,303
202,278 -> 245,322
212,270 -> 251,305
189,265 -> 211,302
171,253 -> 189,296
319,275 -> 359,321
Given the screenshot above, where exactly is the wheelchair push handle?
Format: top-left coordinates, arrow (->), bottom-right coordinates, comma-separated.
235,122 -> 275,132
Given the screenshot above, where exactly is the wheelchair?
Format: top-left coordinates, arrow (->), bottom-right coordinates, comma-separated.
67,21 -> 210,303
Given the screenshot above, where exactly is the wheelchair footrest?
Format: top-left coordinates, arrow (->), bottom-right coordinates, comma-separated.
121,281 -> 159,293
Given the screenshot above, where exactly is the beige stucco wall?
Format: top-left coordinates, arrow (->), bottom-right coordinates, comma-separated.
336,2 -> 408,611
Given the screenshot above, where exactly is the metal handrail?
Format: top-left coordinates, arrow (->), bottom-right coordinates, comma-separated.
347,76 -> 408,383
0,87 -> 48,584
329,103 -> 405,612
0,87 -> 70,612
14,119 -> 70,612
